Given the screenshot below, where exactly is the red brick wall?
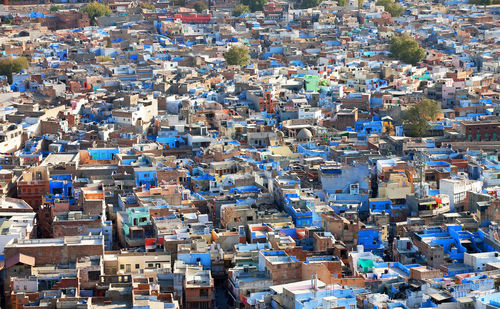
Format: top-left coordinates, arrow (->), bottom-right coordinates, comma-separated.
40,120 -> 61,135
52,219 -> 103,238
18,181 -> 50,211
4,243 -> 103,266
267,261 -> 302,284
301,262 -> 342,284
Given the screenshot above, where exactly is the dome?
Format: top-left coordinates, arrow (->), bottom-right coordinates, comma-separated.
297,128 -> 313,141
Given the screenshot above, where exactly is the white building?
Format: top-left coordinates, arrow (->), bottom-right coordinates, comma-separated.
298,106 -> 322,120
483,169 -> 500,187
463,251 -> 500,271
0,198 -> 35,257
439,178 -> 482,211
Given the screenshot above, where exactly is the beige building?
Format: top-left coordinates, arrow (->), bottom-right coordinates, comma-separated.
104,251 -> 172,275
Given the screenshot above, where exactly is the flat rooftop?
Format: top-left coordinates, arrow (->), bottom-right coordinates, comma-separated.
7,235 -> 103,247
41,153 -> 79,166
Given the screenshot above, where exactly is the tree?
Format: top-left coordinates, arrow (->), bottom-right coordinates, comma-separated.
140,3 -> 155,10
301,0 -> 322,8
358,0 -> 364,7
0,56 -> 29,84
193,1 -> 207,12
80,2 -> 112,26
376,0 -> 404,17
468,0 -> 498,4
232,4 -> 250,16
96,55 -> 112,62
389,34 -> 426,65
50,5 -> 63,11
402,99 -> 441,137
337,0 -> 347,5
224,45 -> 250,66
241,0 -> 267,12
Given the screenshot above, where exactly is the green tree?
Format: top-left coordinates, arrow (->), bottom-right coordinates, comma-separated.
50,5 -> 63,11
389,33 -> 426,65
232,4 -> 250,16
468,0 -> 494,4
0,56 -> 29,84
337,0 -> 347,5
358,0 -> 364,7
402,99 -> 441,137
193,1 -> 207,12
241,0 -> 267,12
376,0 -> 404,16
224,45 -> 250,66
80,1 -> 112,26
301,0 -> 322,8
140,3 -> 156,10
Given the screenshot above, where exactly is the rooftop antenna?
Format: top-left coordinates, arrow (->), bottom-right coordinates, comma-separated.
415,151 -> 426,198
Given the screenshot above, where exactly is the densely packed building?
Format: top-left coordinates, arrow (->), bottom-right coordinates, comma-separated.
0,0 -> 498,308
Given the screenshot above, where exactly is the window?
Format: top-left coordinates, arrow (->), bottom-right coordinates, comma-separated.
120,264 -> 125,270
135,264 -> 140,269
200,289 -> 209,297
88,271 -> 100,281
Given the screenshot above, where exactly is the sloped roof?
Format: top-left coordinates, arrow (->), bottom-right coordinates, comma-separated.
4,253 -> 35,269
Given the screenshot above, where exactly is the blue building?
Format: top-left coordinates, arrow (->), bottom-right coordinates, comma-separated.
283,194 -> 313,228
44,174 -> 75,205
355,120 -> 384,136
134,167 -> 158,188
417,225 -> 494,263
297,142 -> 330,159
177,251 -> 211,269
88,148 -> 119,161
369,199 -> 407,219
358,229 -> 384,257
321,163 -> 371,212
156,130 -> 186,148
